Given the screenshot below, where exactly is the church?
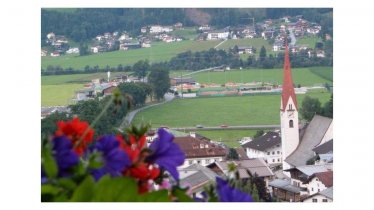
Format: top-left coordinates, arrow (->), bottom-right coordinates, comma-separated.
269,42 -> 333,202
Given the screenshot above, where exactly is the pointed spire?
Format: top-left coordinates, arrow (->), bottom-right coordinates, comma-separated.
281,38 -> 298,111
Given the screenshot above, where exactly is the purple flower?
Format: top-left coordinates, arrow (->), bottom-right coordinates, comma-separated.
41,167 -> 48,184
92,135 -> 131,181
146,128 -> 185,180
216,177 -> 254,202
52,136 -> 79,177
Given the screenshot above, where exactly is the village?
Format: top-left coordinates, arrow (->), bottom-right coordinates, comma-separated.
41,15 -> 326,58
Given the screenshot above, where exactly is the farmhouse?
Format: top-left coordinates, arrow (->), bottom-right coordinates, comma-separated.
242,131 -> 282,166
150,25 -> 173,33
41,49 -> 47,57
50,51 -> 60,57
206,29 -> 229,40
302,187 -> 333,202
237,46 -> 254,54
174,135 -> 227,168
178,164 -> 218,199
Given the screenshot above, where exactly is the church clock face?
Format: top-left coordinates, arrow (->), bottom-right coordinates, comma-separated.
288,111 -> 294,118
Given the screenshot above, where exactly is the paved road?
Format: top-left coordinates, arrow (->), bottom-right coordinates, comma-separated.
214,39 -> 228,49
118,93 -> 175,130
171,124 -> 280,131
181,66 -> 225,77
289,29 -> 297,46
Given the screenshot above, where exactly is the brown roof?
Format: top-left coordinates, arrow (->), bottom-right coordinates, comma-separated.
242,131 -> 281,152
174,136 -> 227,158
210,159 -> 274,178
312,171 -> 333,187
235,148 -> 249,160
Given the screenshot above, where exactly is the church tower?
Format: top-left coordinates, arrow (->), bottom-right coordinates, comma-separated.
280,41 -> 299,173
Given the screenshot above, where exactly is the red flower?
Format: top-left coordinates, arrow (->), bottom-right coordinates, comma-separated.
55,117 -> 94,156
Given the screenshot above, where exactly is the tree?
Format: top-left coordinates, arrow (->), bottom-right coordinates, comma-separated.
148,67 -> 170,101
253,130 -> 264,138
133,60 -> 150,80
79,42 -> 90,56
259,46 -> 267,62
117,83 -> 147,107
227,148 -> 239,160
321,94 -> 333,118
300,95 -> 322,121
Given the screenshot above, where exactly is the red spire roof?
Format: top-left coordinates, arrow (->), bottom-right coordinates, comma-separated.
281,41 -> 298,111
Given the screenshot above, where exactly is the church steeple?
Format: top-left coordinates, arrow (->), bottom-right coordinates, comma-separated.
281,41 -> 298,111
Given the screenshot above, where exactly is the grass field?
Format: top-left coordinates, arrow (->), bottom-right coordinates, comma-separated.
41,72 -> 128,85
41,84 -> 82,106
216,38 -> 274,56
191,67 -> 333,86
133,91 -> 331,128
296,36 -> 322,48
41,40 -> 220,69
170,27 -> 199,40
197,130 -> 267,148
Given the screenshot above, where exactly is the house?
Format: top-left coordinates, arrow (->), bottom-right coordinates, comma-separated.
141,27 -> 147,33
206,29 -> 229,40
102,84 -> 117,96
242,131 -> 282,166
302,187 -> 333,202
305,171 -> 333,195
41,106 -> 70,119
174,135 -> 227,168
312,139 -> 333,165
261,30 -> 275,40
235,148 -> 249,160
207,159 -> 274,187
316,50 -> 326,58
268,179 -> 303,202
90,46 -> 106,53
198,25 -> 211,31
41,49 -> 47,57
237,46 -> 253,54
150,25 -> 173,33
75,87 -> 95,101
50,51 -> 60,57
66,48 -> 79,54
170,77 -> 196,86
141,42 -> 151,48
178,164 -> 218,199
174,22 -> 183,29
47,32 -> 55,40
273,40 -> 285,52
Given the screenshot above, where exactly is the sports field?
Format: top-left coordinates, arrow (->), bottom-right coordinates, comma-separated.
41,40 -> 220,70
132,90 -> 331,128
191,67 -> 333,86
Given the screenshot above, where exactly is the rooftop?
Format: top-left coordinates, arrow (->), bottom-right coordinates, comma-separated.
242,131 -> 281,152
211,159 -> 274,178
313,139 -> 333,154
174,136 -> 227,158
269,179 -> 302,193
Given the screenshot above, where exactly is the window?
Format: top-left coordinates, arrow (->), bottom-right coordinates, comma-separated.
322,199 -> 328,202
311,188 -> 314,192
206,159 -> 211,164
278,158 -> 280,162
277,151 -> 280,154
188,160 -> 193,165
197,160 -> 201,164
267,152 -> 270,155
272,159 -> 275,162
312,199 -> 318,203
289,120 -> 294,128
289,104 -> 293,110
272,151 -> 275,155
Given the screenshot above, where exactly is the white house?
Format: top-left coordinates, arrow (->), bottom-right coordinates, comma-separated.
302,187 -> 333,202
66,48 -> 79,54
207,29 -> 229,40
174,135 -> 227,168
242,131 -> 282,166
305,171 -> 333,195
150,25 -> 173,33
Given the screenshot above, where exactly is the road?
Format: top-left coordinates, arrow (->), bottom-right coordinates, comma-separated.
171,124 -> 280,131
214,39 -> 228,49
118,93 -> 175,130
289,29 -> 297,46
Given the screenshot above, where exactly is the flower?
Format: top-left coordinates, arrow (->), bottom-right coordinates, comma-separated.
52,136 -> 79,177
215,177 -> 254,202
55,117 -> 94,156
146,128 -> 185,181
92,135 -> 131,181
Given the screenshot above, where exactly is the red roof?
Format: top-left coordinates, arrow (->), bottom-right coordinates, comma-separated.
313,171 -> 333,187
174,136 -> 227,158
281,42 -> 298,111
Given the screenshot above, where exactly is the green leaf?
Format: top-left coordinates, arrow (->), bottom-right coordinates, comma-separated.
57,178 -> 77,191
41,184 -> 60,195
137,190 -> 171,202
93,175 -> 138,202
172,188 -> 194,202
42,146 -> 58,179
70,176 -> 95,202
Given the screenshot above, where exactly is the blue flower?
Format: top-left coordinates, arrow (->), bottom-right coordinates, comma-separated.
146,128 -> 185,180
216,177 -> 254,202
52,136 -> 79,177
92,135 -> 131,181
41,167 -> 48,184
